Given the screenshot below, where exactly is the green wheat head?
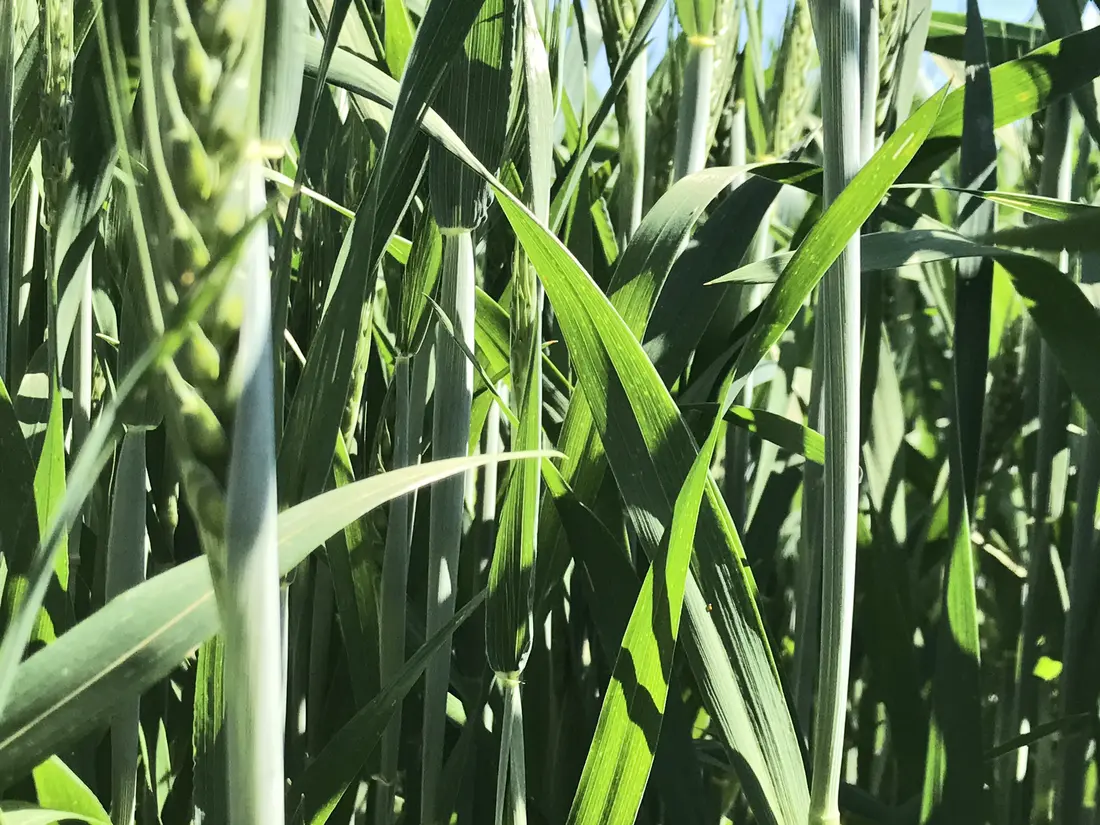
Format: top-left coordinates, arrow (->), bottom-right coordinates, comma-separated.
142,0 -> 267,561
768,0 -> 813,156
40,0 -> 74,229
876,0 -> 908,136
1025,109 -> 1046,194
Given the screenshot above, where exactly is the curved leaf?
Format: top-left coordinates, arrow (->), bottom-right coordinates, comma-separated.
0,804 -> 109,825
490,158 -> 810,825
0,451 -> 551,784
911,25 -> 1100,176
712,228 -> 1100,429
892,184 -> 1097,221
681,404 -> 825,465
925,11 -> 1042,65
32,756 -> 111,823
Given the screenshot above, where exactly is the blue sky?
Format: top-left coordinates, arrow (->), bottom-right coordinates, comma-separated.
756,0 -> 1037,43
589,0 -> 1041,92
905,0 -> 1034,22
728,0 -> 1039,55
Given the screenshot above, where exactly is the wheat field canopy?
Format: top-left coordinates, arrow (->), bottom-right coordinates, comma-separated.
2,0 -> 1100,823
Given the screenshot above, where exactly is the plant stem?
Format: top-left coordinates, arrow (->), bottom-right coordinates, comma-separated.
482,389 -> 502,554
0,1 -> 12,386
1057,418 -> 1100,825
859,0 -> 878,160
808,1 -> 862,823
729,98 -> 745,185
1011,94 -> 1072,825
45,234 -> 60,408
495,677 -> 528,825
722,98 -> 746,511
285,565 -> 309,779
222,166 -> 285,825
617,50 -> 647,245
9,179 -> 38,382
105,429 -> 148,825
69,249 -> 94,593
673,37 -> 715,181
307,559 -> 334,758
794,328 -> 825,734
423,228 -> 475,824
728,197 -> 778,526
1055,131 -> 1098,825
411,339 -> 433,467
377,354 -> 413,825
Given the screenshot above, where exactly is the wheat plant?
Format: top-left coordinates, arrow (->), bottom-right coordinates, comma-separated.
1,2 -> 1100,825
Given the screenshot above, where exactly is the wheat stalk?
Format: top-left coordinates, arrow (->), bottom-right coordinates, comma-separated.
595,0 -> 646,241
136,0 -> 284,820
0,0 -> 14,384
39,0 -> 73,233
807,1 -> 862,823
422,1 -> 514,816
39,0 -> 73,401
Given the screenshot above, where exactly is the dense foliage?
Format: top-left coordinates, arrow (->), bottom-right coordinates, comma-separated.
1,0 -> 1099,824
